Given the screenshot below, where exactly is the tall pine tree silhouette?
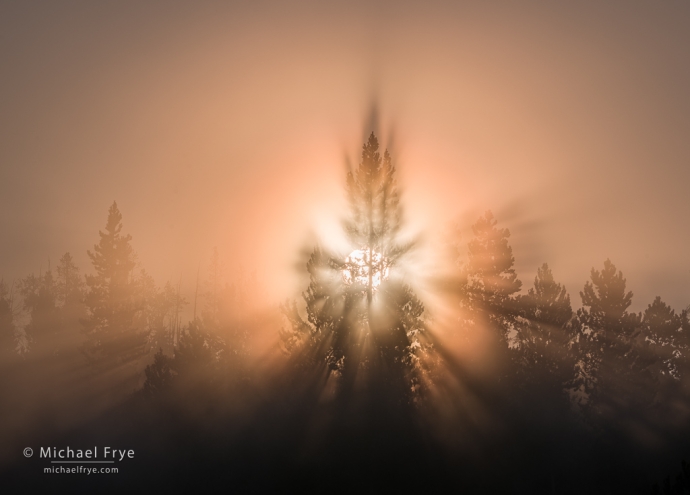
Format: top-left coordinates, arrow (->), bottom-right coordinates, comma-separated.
282,132 -> 427,406
515,263 -> 575,414
517,264 -> 574,377
453,211 -> 523,387
82,202 -> 145,365
573,259 -> 641,417
462,211 -> 522,343
636,296 -> 689,413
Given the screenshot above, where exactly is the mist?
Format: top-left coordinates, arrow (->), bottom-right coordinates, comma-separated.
2,1 -> 690,493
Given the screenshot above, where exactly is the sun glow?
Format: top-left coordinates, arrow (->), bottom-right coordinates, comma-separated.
342,248 -> 390,288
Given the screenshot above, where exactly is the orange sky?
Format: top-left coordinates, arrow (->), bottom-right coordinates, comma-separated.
1,1 -> 689,313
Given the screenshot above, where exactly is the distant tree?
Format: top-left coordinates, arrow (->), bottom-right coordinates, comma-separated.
202,247 -> 224,331
82,202 -> 143,362
17,269 -> 59,357
639,297 -> 684,382
16,255 -> 87,360
136,272 -> 185,356
461,211 -> 522,346
636,297 -> 690,416
573,259 -> 643,416
452,211 -> 523,389
282,132 -> 428,405
281,246 -> 342,362
55,252 -> 87,353
143,348 -> 175,396
174,320 -> 217,381
56,253 -> 85,309
342,133 -> 405,303
516,263 -> 575,397
142,320 -> 225,396
199,248 -> 251,368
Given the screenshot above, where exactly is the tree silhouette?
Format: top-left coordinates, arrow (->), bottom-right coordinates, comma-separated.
343,134 -> 404,302
640,297 -> 685,383
17,269 -> 59,358
573,259 -> 642,417
516,263 -> 575,398
198,248 -> 252,375
173,320 -> 217,384
461,211 -> 522,344
16,256 -> 88,361
143,348 -> 175,396
282,132 -> 427,406
136,272 -> 185,356
55,252 -> 87,355
635,296 -> 690,426
143,320 -> 226,396
82,202 -> 145,365
452,211 -> 523,389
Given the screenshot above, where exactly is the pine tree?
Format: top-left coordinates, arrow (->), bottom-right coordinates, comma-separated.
453,211 -> 523,388
516,263 -> 575,403
199,248 -> 250,368
343,133 -> 404,303
18,269 -> 59,357
174,320 -> 216,381
282,133 -> 428,405
55,252 -> 86,353
142,320 -> 225,396
461,211 -> 522,346
82,202 -> 143,361
143,348 -> 175,396
137,276 -> 185,356
639,297 -> 683,380
573,259 -> 642,415
637,297 -> 689,409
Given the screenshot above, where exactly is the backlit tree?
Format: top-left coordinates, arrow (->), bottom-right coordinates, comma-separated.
82,202 -> 143,361
573,259 -> 642,414
282,133 -> 428,405
461,211 -> 522,346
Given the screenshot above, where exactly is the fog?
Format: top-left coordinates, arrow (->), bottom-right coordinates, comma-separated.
2,2 -> 690,493
2,1 -> 689,311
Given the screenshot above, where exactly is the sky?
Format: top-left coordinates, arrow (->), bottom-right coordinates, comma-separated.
1,0 -> 689,313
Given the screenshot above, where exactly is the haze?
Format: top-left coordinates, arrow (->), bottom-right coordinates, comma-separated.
2,1 -> 689,312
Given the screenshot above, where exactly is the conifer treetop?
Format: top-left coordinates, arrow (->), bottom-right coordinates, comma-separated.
580,259 -> 634,320
344,132 -> 402,257
87,201 -> 136,286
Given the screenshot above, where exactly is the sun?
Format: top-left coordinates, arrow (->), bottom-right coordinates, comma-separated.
342,248 -> 390,288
